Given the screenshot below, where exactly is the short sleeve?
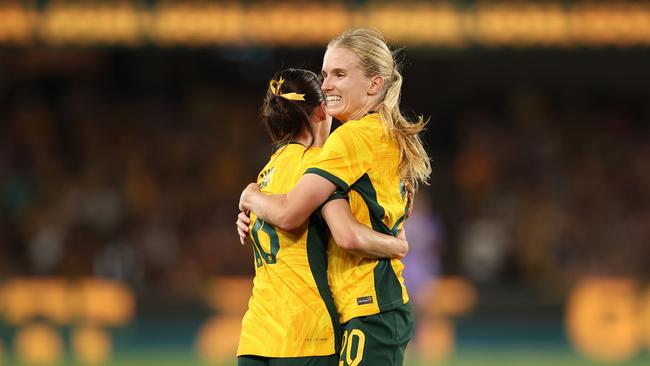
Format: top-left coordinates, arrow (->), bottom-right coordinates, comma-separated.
304,124 -> 372,191
322,187 -> 349,205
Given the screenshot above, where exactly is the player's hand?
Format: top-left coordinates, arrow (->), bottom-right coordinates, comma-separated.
236,210 -> 251,245
396,229 -> 409,258
239,183 -> 261,211
405,180 -> 416,219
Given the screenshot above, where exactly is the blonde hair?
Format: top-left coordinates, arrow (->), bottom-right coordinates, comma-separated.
328,28 -> 431,187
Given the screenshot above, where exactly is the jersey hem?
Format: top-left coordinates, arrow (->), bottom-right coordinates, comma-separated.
236,351 -> 337,358
339,298 -> 408,324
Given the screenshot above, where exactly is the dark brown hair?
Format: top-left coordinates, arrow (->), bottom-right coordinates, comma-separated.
260,68 -> 325,148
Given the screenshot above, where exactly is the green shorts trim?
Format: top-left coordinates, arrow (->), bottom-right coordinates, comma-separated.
338,302 -> 414,366
237,355 -> 338,366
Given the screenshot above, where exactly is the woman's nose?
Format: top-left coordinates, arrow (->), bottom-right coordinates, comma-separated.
321,76 -> 331,91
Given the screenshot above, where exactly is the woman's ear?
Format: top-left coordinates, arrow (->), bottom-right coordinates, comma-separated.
313,101 -> 328,122
368,76 -> 385,96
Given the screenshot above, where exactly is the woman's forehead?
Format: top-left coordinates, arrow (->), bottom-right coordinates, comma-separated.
322,46 -> 361,71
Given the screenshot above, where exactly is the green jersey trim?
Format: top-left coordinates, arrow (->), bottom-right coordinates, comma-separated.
306,211 -> 342,354
305,168 -> 350,191
349,174 -> 405,313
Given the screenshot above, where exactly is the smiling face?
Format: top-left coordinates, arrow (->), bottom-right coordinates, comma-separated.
321,46 -> 376,123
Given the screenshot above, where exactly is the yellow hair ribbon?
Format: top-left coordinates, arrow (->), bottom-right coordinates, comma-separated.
269,77 -> 305,101
278,92 -> 305,101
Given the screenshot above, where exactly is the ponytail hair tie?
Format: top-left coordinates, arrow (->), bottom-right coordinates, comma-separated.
269,77 -> 305,101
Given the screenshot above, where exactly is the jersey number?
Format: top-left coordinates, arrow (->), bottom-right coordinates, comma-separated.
250,219 -> 279,267
339,329 -> 365,366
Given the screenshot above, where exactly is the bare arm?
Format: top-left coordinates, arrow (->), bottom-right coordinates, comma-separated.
321,199 -> 408,259
239,174 -> 337,231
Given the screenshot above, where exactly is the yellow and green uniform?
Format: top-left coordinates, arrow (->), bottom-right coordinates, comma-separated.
238,143 -> 341,358
305,113 -> 410,324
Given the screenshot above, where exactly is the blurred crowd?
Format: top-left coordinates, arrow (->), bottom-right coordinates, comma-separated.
452,91 -> 650,292
0,54 -> 269,303
1,50 -> 649,307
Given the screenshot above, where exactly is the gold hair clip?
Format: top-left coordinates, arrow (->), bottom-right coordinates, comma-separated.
269,77 -> 284,95
269,77 -> 305,101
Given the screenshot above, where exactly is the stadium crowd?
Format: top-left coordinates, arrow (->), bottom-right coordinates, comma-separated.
1,52 -> 648,307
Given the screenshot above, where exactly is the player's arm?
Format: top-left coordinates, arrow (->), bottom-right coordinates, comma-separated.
321,199 -> 408,259
239,173 -> 337,231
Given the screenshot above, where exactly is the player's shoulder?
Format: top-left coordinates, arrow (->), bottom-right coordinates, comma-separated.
333,114 -> 381,139
271,143 -> 307,162
302,146 -> 321,162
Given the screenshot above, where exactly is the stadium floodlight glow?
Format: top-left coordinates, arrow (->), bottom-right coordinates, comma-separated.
1,1 -> 650,48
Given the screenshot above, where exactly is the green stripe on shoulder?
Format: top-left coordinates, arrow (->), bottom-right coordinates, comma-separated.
305,167 -> 349,191
306,212 -> 342,354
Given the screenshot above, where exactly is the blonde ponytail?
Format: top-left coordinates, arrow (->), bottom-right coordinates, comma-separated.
378,69 -> 431,188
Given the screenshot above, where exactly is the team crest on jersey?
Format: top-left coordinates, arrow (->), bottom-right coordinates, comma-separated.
259,167 -> 274,190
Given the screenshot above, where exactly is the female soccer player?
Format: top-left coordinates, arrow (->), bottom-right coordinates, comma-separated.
239,29 -> 431,365
236,68 -> 408,366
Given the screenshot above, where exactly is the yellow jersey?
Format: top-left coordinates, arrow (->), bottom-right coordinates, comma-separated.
305,113 -> 409,323
237,143 -> 341,357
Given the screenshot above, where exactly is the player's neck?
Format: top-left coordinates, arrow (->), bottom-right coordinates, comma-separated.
312,121 -> 329,148
295,125 -> 328,148
294,130 -> 313,147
